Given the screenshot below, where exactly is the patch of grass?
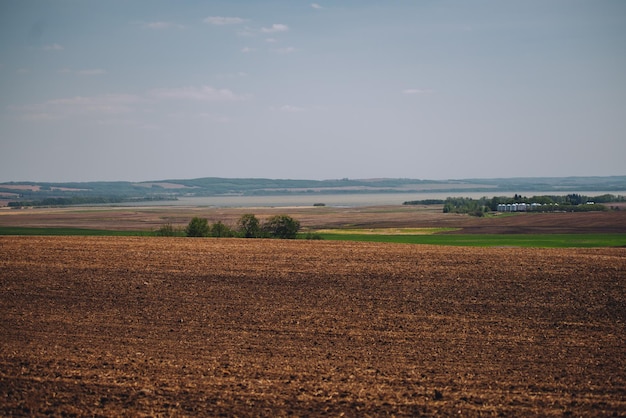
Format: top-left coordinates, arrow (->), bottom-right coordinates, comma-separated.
2,226 -> 624,247
315,232 -> 626,248
0,227 -> 152,236
313,227 -> 458,235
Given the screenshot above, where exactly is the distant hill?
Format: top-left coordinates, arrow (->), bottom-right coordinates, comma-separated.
1,176 -> 625,206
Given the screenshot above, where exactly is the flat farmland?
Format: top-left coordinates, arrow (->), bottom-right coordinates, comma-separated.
2,204 -> 626,234
1,237 -> 625,416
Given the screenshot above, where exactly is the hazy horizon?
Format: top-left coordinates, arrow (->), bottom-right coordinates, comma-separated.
2,174 -> 626,186
1,1 -> 625,183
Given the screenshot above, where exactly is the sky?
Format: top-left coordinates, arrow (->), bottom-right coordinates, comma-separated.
1,0 -> 625,183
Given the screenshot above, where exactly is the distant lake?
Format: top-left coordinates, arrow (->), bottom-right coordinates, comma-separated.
122,191 -> 626,208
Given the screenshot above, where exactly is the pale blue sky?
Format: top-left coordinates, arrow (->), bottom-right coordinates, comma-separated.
1,0 -> 625,182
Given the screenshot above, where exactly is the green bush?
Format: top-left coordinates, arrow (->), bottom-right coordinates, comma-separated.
185,217 -> 210,237
155,223 -> 183,237
303,231 -> 323,240
263,215 -> 300,239
210,221 -> 235,237
238,214 -> 261,238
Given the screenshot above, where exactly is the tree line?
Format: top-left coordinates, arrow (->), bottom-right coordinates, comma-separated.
404,194 -> 625,216
156,214 -> 302,239
7,195 -> 176,207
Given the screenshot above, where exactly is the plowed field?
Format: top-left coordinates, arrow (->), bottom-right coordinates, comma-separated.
3,204 -> 626,233
1,237 -> 625,416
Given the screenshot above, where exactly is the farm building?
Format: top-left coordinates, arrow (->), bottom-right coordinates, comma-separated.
497,203 -> 527,212
497,202 -> 546,212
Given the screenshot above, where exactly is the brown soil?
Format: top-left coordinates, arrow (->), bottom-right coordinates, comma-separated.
1,237 -> 625,416
447,211 -> 626,234
2,205 -> 626,234
0,185 -> 41,191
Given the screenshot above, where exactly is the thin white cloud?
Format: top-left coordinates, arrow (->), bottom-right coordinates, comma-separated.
96,117 -> 138,127
22,113 -> 56,121
403,89 -> 432,95
274,105 -> 305,113
9,94 -> 142,121
261,24 -> 289,33
48,94 -> 140,110
9,86 -> 248,123
139,123 -> 161,130
204,16 -> 246,25
215,71 -> 248,79
237,27 -> 257,37
150,85 -> 248,101
143,21 -> 184,30
58,68 -> 107,76
43,43 -> 64,51
272,47 -> 297,54
311,3 -> 323,9
168,111 -> 231,124
265,38 -> 278,43
76,69 -> 107,76
241,46 -> 256,53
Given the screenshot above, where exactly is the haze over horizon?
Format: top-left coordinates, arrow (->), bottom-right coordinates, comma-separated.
1,1 -> 625,183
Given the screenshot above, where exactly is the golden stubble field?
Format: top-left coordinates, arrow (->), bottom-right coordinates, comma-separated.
1,236 -> 625,416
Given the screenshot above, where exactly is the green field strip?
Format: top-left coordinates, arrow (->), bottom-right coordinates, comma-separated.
2,226 -> 625,247
0,227 -> 152,236
313,227 -> 459,235
313,232 -> 626,248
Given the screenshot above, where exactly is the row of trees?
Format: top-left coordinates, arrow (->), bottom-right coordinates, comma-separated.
8,196 -> 126,207
438,194 -> 624,216
157,214 -> 301,239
